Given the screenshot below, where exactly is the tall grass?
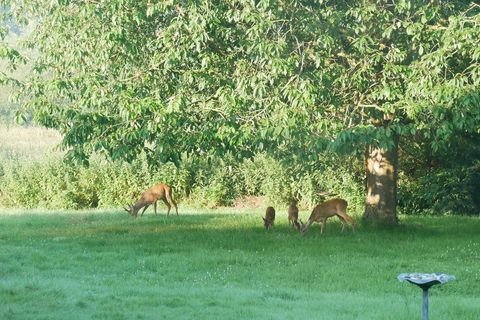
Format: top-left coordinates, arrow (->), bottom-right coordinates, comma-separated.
1,210 -> 479,319
0,126 -> 62,162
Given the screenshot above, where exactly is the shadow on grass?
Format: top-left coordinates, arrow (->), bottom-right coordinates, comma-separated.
2,209 -> 479,317
360,214 -> 480,238
1,210 -> 479,247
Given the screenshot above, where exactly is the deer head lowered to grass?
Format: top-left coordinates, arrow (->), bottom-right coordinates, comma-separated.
263,206 -> 275,229
300,198 -> 355,234
124,183 -> 178,218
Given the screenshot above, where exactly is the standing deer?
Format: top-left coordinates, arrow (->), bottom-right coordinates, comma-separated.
124,183 -> 178,218
300,198 -> 355,234
263,206 -> 276,229
288,203 -> 300,230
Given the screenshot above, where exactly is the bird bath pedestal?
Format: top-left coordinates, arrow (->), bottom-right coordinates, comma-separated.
398,273 -> 455,320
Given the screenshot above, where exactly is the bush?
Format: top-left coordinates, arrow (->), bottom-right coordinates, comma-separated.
0,155 -> 186,209
0,152 -> 364,211
238,153 -> 364,212
399,165 -> 480,215
186,157 -> 242,208
467,162 -> 480,212
0,160 -> 76,209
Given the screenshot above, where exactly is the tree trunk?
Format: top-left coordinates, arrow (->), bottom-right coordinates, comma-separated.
363,137 -> 399,224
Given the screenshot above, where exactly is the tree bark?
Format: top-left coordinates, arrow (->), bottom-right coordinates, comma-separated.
363,137 -> 399,224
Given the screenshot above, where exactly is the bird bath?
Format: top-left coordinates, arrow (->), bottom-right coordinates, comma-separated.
398,273 -> 455,320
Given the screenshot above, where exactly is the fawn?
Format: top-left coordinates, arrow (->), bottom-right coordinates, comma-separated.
288,203 -> 300,230
263,206 -> 276,229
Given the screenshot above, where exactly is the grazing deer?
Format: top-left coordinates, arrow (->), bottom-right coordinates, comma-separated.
263,206 -> 276,229
300,198 -> 355,234
124,183 -> 178,218
288,203 -> 300,230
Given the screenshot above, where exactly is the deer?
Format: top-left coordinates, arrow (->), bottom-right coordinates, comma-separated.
124,183 -> 178,218
300,198 -> 355,234
288,203 -> 301,230
263,206 -> 275,229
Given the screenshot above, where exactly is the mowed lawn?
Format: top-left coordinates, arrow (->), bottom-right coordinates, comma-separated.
0,209 -> 479,319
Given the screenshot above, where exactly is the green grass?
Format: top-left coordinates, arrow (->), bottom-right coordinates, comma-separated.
0,209 -> 479,319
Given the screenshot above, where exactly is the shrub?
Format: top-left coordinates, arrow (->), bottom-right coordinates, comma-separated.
0,159 -> 76,209
239,153 -> 364,212
399,166 -> 480,215
187,157 -> 242,208
467,162 -> 480,212
0,151 -> 364,211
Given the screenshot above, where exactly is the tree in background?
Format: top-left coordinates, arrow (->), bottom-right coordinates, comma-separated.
1,1 -> 479,223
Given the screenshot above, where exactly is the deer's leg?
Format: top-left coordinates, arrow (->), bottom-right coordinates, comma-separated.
162,198 -> 171,216
293,220 -> 300,231
320,218 -> 327,234
174,200 -> 178,215
166,192 -> 178,216
337,215 -> 347,232
140,205 -> 149,216
154,201 -> 157,215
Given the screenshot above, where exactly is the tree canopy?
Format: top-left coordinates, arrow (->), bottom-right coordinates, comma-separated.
2,0 -> 480,221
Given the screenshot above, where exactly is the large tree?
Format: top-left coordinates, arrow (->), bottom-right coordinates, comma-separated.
2,1 -> 479,223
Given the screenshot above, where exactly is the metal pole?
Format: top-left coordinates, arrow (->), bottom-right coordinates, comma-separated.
422,288 -> 429,320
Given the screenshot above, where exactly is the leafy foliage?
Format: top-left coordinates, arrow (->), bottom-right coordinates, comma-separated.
1,1 -> 476,163
399,166 -> 480,215
1,1 -> 480,217
0,155 -> 183,209
399,129 -> 480,215
0,152 -> 363,210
